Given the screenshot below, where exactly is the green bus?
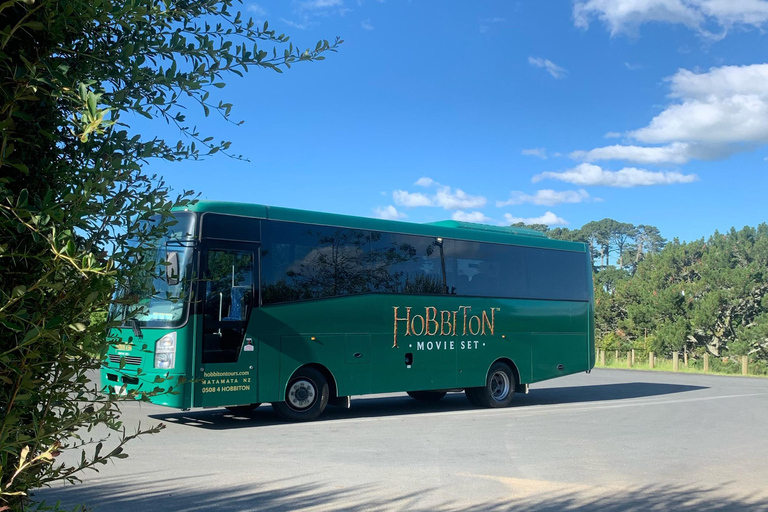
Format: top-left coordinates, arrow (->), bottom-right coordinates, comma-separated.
103,202 -> 595,421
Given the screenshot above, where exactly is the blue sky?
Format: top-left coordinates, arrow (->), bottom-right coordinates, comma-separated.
146,0 -> 768,242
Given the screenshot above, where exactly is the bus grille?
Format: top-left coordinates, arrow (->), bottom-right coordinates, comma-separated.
109,355 -> 142,366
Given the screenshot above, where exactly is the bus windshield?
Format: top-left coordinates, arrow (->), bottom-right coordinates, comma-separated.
110,212 -> 196,328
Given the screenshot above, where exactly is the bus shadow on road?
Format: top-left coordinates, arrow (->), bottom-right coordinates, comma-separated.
148,381 -> 706,430
514,381 -> 707,406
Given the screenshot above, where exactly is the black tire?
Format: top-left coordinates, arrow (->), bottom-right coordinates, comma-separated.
225,403 -> 261,414
272,367 -> 329,422
407,391 -> 447,401
464,388 -> 484,407
465,362 -> 515,408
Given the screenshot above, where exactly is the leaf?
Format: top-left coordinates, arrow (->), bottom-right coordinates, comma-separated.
87,92 -> 98,117
16,189 -> 28,207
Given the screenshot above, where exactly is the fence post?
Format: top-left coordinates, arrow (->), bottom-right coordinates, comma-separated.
742,355 -> 748,376
649,352 -> 654,369
673,352 -> 679,372
684,351 -> 688,367
631,349 -> 636,366
703,353 -> 709,373
627,351 -> 632,368
615,350 -> 619,362
600,350 -> 605,366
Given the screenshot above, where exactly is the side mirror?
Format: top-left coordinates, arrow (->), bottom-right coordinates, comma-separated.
166,251 -> 180,286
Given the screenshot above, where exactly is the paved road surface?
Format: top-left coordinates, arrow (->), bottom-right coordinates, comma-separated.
37,369 -> 768,511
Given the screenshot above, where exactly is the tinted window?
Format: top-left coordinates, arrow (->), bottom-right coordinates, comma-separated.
446,240 -> 527,298
260,221 -> 589,303
261,221 -> 370,304
370,232 -> 447,294
201,214 -> 260,242
526,248 -> 588,301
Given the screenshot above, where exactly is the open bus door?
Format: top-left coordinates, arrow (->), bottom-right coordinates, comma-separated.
193,241 -> 259,408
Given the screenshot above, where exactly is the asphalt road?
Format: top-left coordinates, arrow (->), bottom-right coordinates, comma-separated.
37,369 -> 768,511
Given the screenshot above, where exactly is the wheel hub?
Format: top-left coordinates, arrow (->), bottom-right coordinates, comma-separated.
287,379 -> 316,410
490,371 -> 510,401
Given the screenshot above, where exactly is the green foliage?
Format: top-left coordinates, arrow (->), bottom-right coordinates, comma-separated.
530,216 -> 767,363
0,0 -> 340,508
599,332 -> 626,351
596,225 -> 768,361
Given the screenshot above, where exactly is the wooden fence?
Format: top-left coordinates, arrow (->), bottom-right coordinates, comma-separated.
596,350 -> 755,376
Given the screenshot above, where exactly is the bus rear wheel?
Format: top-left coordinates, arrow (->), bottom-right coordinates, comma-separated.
407,391 -> 447,401
272,367 -> 329,422
465,362 -> 515,408
225,403 -> 261,414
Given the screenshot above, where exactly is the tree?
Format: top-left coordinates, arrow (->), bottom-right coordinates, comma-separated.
611,222 -> 636,269
633,225 -> 666,264
0,0 -> 340,508
581,220 -> 612,269
687,226 -> 768,357
510,222 -> 549,234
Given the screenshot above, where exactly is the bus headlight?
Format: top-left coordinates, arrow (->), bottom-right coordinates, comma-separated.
154,332 -> 177,369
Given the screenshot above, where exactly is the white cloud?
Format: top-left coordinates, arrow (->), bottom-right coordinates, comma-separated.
604,132 -> 623,138
452,211 -> 492,223
574,0 -> 704,36
361,18 -> 374,30
625,62 -> 643,71
300,0 -> 343,9
479,16 -> 506,33
247,3 -> 267,16
571,142 -> 692,164
573,0 -> 768,37
373,205 -> 406,220
533,163 -> 699,187
497,189 -> 591,207
573,63 -> 768,165
393,190 -> 433,207
700,0 -> 768,27
434,186 -> 487,210
392,181 -> 486,210
571,142 -> 740,164
631,64 -> 768,144
280,18 -> 307,29
414,177 -> 436,187
504,212 -> 568,226
521,148 -> 547,159
528,57 -> 568,79
289,0 -> 347,27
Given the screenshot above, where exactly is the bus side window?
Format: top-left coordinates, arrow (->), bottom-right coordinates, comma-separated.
446,240 -> 527,299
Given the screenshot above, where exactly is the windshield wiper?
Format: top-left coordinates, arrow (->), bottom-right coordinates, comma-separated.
130,318 -> 143,339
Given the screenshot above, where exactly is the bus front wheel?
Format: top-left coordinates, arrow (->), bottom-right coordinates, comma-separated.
407,391 -> 447,401
465,362 -> 515,408
272,367 -> 329,421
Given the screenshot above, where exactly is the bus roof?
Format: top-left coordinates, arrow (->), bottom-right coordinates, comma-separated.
177,201 -> 586,252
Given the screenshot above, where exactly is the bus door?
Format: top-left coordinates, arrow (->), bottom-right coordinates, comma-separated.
194,241 -> 259,407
